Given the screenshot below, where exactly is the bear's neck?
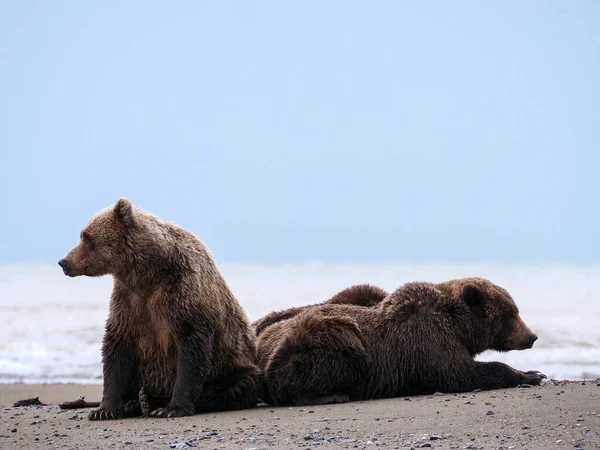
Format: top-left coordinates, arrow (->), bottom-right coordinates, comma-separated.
113,241 -> 176,295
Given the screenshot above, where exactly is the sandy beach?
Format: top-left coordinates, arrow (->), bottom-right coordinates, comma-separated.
1,381 -> 598,449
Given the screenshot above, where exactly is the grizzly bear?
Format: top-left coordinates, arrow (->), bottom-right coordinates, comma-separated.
253,284 -> 388,336
257,277 -> 544,406
58,198 -> 260,420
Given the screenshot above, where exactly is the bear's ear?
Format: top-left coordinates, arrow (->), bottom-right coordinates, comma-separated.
114,198 -> 135,226
461,284 -> 485,309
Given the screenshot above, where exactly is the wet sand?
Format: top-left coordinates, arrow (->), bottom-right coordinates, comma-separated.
1,381 -> 599,449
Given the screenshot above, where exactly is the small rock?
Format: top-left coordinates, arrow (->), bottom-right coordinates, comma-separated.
417,444 -> 432,448
522,425 -> 529,429
430,435 -> 442,440
170,442 -> 194,449
10,429 -> 16,433
304,435 -> 313,440
486,410 -> 494,415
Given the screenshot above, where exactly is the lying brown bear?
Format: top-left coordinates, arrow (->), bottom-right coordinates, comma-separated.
252,283 -> 389,335
257,277 -> 545,406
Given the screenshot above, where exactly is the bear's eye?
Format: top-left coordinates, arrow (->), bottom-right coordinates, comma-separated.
82,232 -> 93,244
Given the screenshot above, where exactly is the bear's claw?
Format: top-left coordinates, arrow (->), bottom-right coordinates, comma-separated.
149,406 -> 193,418
522,370 -> 547,385
88,407 -> 122,421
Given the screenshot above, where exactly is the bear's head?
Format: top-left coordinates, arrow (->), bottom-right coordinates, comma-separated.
456,278 -> 538,354
58,198 -> 136,278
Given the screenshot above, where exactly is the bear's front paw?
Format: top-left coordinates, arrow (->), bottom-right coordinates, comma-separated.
149,405 -> 193,418
88,406 -> 123,421
522,370 -> 547,386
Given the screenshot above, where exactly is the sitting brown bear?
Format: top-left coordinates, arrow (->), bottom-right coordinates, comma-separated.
253,284 -> 388,336
257,277 -> 545,406
58,198 -> 260,420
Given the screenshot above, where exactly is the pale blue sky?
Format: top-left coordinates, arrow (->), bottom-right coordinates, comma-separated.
1,1 -> 598,264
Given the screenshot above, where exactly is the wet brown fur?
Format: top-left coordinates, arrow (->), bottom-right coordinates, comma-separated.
257,277 -> 544,406
253,284 -> 388,337
60,199 -> 260,420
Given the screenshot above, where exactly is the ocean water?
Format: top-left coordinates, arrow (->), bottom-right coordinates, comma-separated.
0,263 -> 599,384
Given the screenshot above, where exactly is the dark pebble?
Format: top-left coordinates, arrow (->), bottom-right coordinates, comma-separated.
10,429 -> 16,433
308,410 -> 314,413
522,425 -> 530,429
486,410 -> 494,415
417,443 -> 432,448
304,435 -> 313,440
430,435 -> 442,440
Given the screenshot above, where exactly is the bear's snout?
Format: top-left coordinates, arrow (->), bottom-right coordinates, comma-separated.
527,332 -> 538,348
58,258 -> 69,275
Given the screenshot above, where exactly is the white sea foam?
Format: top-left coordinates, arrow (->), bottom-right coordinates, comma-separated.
1,263 -> 598,384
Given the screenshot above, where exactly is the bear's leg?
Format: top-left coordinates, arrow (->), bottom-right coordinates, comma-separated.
263,314 -> 369,406
89,332 -> 140,421
150,325 -> 212,418
196,364 -> 261,413
471,361 -> 546,391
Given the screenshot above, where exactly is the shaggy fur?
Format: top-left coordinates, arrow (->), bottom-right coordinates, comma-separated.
257,277 -> 544,406
253,284 -> 388,336
59,198 -> 259,420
